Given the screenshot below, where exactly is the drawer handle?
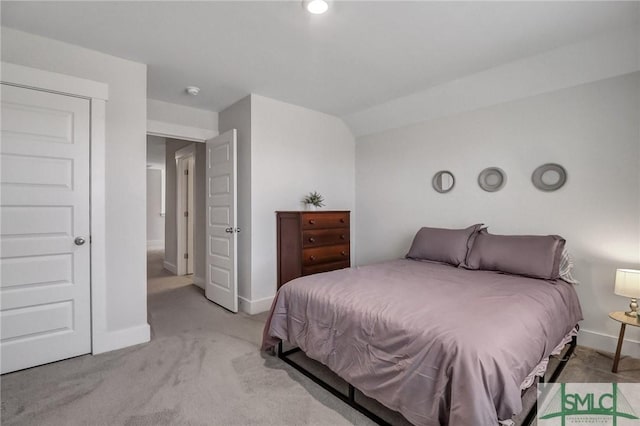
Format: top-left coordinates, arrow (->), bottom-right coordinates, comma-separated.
309,219 -> 316,225
341,251 -> 347,256
339,218 -> 345,223
340,234 -> 345,240
310,255 -> 316,261
308,237 -> 316,243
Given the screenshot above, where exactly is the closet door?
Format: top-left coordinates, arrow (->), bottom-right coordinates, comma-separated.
1,84 -> 91,373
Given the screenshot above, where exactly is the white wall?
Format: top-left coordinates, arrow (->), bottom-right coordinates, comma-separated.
218,96 -> 252,302
250,95 -> 356,306
218,94 -> 356,313
146,135 -> 166,168
148,98 -> 218,131
1,27 -> 150,349
146,169 -> 165,248
356,72 -> 640,356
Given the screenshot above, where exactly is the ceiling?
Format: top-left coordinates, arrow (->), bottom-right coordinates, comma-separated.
2,1 -> 638,116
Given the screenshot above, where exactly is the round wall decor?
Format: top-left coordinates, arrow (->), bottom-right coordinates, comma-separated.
478,167 -> 506,192
432,170 -> 455,193
532,163 -> 567,192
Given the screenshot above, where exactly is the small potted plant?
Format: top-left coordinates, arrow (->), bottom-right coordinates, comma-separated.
303,191 -> 324,211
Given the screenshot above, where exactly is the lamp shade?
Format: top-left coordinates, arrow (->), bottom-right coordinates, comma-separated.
614,269 -> 640,298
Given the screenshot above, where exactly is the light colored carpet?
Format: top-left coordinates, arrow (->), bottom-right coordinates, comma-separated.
1,249 -> 639,425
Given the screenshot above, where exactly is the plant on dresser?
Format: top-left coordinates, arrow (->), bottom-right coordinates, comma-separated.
302,191 -> 325,211
276,211 -> 350,289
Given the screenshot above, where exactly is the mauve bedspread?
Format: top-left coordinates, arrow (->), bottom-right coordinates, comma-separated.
262,259 -> 583,426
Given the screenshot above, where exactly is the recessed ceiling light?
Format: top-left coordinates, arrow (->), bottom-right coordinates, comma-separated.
303,0 -> 329,15
186,86 -> 200,96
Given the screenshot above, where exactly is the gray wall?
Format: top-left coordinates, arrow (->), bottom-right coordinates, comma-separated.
146,168 -> 165,246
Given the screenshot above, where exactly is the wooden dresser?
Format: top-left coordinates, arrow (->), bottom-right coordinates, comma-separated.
276,211 -> 350,289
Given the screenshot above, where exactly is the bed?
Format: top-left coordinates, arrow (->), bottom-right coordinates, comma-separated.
262,228 -> 583,426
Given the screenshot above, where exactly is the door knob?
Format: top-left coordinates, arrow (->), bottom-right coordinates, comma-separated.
225,228 -> 233,233
74,237 -> 86,246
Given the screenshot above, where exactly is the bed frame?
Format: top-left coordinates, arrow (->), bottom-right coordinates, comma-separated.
278,333 -> 578,426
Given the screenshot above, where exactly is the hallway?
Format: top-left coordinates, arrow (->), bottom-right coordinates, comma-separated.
147,248 -> 193,295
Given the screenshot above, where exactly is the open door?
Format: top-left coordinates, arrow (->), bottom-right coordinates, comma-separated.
187,156 -> 194,274
205,129 -> 238,312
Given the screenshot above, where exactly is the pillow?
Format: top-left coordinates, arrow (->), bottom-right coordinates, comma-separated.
406,224 -> 483,266
466,230 -> 566,280
559,247 -> 579,285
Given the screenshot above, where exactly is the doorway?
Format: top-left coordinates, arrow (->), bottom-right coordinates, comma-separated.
146,137 -> 203,283
145,129 -> 239,313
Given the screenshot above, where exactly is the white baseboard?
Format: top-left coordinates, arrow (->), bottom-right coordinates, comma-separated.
193,275 -> 204,289
238,295 -> 274,315
92,323 -> 150,354
163,260 -> 177,274
147,240 -> 164,250
579,328 -> 640,358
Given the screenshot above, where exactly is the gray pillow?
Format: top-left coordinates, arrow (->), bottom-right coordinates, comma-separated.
466,230 -> 566,280
406,224 -> 484,266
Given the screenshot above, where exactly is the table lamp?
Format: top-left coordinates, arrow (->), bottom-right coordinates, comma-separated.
614,269 -> 640,317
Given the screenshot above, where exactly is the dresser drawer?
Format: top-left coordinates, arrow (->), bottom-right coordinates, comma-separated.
277,210 -> 351,289
302,244 -> 350,266
303,260 -> 350,276
302,229 -> 349,248
302,212 -> 349,230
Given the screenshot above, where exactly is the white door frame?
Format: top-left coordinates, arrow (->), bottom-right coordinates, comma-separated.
175,144 -> 195,276
0,62 -> 110,354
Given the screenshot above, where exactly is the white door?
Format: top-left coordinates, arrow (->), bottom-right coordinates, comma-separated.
205,129 -> 238,312
187,156 -> 195,274
177,154 -> 195,275
0,84 -> 92,373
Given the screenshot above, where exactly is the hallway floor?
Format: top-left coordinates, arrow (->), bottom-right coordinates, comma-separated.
147,248 -> 194,295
